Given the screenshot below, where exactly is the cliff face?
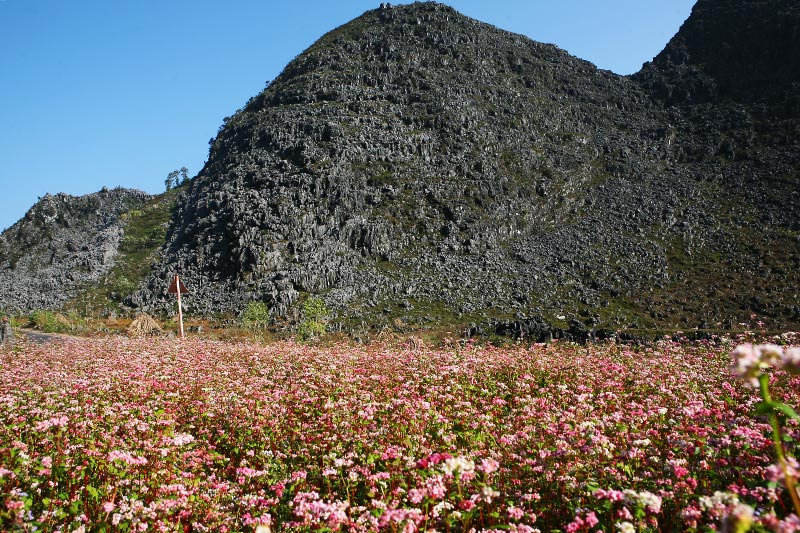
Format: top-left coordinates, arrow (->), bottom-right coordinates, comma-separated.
0,188 -> 151,312
636,0 -> 800,111
134,0 -> 799,332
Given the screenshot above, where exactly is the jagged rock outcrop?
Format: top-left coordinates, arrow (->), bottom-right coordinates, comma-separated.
2,1 -> 797,333
134,0 -> 799,331
0,188 -> 151,312
635,0 -> 800,112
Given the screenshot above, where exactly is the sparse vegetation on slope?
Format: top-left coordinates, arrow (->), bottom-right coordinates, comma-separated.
65,185 -> 185,315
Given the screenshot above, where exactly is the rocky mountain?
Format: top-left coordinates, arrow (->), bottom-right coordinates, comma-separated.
0,188 -> 151,312
636,0 -> 800,111
2,0 -> 798,336
130,0 -> 799,334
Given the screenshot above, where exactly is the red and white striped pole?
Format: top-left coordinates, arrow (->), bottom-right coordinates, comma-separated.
175,275 -> 185,339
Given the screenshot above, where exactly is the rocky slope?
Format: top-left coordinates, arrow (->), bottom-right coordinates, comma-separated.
2,0 -> 798,335
0,188 -> 151,313
132,0 -> 798,333
636,0 -> 800,112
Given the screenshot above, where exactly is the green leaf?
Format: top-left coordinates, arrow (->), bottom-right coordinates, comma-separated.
754,401 -> 776,416
772,402 -> 800,422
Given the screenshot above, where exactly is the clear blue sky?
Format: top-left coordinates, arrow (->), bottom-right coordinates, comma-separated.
0,0 -> 696,232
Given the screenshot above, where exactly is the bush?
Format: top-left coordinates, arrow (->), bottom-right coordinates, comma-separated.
298,297 -> 328,341
241,301 -> 270,329
29,310 -> 84,334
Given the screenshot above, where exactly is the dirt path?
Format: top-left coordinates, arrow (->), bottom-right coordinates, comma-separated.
19,329 -> 75,344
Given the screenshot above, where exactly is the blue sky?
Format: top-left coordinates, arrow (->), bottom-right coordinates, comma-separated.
0,0 -> 696,232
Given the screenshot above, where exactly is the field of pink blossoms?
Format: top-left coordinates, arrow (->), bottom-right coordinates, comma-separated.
1,336 -> 799,532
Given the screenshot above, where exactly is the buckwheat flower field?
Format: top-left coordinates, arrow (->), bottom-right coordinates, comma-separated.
2,336 -> 799,532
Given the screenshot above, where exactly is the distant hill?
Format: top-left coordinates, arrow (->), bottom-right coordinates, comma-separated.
2,0 -> 798,336
0,188 -> 151,312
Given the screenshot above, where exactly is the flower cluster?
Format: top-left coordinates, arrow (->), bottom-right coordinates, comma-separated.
0,336 -> 799,531
732,343 -> 800,385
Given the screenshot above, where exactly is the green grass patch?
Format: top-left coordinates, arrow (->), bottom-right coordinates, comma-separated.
67,185 -> 186,315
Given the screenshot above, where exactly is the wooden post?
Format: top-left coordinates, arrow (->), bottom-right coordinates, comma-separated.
176,275 -> 185,339
168,274 -> 188,339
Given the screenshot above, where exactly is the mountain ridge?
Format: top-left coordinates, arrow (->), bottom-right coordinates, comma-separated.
1,0 -> 798,335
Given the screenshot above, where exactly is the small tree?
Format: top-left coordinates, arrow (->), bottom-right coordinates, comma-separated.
164,170 -> 180,191
298,297 -> 329,341
242,301 -> 270,329
164,168 -> 190,191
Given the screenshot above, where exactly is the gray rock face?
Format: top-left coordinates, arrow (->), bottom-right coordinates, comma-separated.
132,1 -> 799,331
2,1 -> 798,333
0,188 -> 151,313
636,0 -> 800,111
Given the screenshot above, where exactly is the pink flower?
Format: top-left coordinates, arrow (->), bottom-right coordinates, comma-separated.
458,499 -> 475,511
170,433 -> 195,446
566,516 -> 584,533
478,458 -> 500,474
425,476 -> 447,499
102,501 -> 115,513
765,458 -> 800,484
673,464 -> 689,478
417,452 -> 453,469
34,415 -> 69,432
107,450 -> 147,466
381,446 -> 402,460
407,488 -> 426,504
595,488 -> 625,502
775,514 -> 800,533
507,506 -> 525,520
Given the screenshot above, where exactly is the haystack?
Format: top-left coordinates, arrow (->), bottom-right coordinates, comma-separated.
126,314 -> 163,337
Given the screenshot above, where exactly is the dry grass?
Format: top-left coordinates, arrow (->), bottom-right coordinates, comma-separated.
125,314 -> 163,337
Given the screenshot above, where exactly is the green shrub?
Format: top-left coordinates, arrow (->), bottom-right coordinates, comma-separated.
298,297 -> 328,341
30,311 -> 79,334
242,301 -> 270,329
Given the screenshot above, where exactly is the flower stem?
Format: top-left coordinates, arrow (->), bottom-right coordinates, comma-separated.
759,374 -> 800,515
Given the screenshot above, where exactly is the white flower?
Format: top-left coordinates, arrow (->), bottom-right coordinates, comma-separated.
481,485 -> 500,503
721,503 -> 754,532
732,344 -> 784,385
170,433 -> 195,446
622,489 -> 661,513
616,522 -> 635,533
432,501 -> 453,518
441,456 -> 475,478
699,491 -> 739,511
781,347 -> 800,373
